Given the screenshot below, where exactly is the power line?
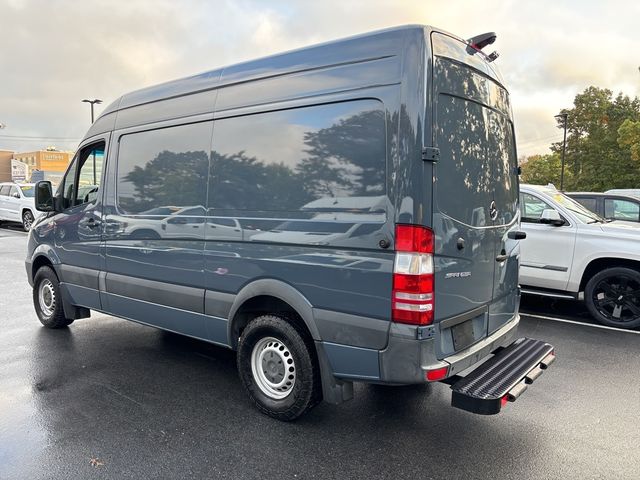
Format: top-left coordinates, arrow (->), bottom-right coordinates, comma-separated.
0,134 -> 81,141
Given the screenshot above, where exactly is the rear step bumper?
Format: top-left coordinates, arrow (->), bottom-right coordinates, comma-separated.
447,337 -> 555,415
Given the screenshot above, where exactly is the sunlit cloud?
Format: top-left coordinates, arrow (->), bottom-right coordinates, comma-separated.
0,0 -> 638,157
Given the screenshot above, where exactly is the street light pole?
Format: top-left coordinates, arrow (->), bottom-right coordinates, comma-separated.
555,112 -> 568,191
82,98 -> 102,123
81,99 -> 102,184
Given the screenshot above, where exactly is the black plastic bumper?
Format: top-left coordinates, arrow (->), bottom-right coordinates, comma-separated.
448,337 -> 555,415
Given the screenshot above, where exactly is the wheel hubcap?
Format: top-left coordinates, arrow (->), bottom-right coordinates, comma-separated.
24,213 -> 33,230
250,336 -> 296,399
593,274 -> 640,323
38,279 -> 56,317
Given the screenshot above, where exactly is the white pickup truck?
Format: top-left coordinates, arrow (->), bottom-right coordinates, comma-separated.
519,184 -> 640,329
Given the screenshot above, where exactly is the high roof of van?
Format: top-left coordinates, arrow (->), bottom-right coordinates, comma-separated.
100,25 -> 506,118
101,25 -> 432,117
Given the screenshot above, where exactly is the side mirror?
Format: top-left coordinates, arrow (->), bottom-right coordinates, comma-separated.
539,208 -> 565,226
13,191 -> 21,199
35,181 -> 56,212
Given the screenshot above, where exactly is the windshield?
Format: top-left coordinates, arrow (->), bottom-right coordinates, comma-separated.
20,185 -> 35,197
549,191 -> 606,224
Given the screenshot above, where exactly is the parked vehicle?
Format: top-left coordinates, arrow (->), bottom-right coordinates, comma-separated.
567,192 -> 640,223
26,25 -> 554,420
0,182 -> 38,231
605,188 -> 640,198
519,184 -> 640,329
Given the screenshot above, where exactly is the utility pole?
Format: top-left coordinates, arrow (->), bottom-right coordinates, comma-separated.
554,112 -> 568,191
82,99 -> 102,184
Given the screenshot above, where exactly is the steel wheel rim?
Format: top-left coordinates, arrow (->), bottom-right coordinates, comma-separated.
592,274 -> 640,323
250,336 -> 296,399
38,279 -> 56,317
23,212 -> 33,230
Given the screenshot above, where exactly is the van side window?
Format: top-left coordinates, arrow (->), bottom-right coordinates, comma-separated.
520,193 -> 552,223
60,142 -> 105,209
0,185 -> 9,196
116,122 -> 212,215
208,100 -> 386,212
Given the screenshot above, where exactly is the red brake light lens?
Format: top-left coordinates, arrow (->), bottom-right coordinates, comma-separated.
392,224 -> 435,326
395,224 -> 434,253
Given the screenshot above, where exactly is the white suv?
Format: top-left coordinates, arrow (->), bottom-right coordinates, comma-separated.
519,184 -> 640,329
0,182 -> 38,231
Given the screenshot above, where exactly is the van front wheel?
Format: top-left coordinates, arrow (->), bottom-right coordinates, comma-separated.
237,315 -> 320,421
33,266 -> 74,328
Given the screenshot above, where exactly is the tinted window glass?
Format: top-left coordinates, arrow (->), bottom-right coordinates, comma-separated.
605,198 -> 640,221
488,111 -> 518,224
437,95 -> 517,227
8,186 -> 18,197
436,95 -> 492,227
209,100 -> 386,212
0,185 -> 9,196
574,197 -> 597,213
117,122 -> 212,214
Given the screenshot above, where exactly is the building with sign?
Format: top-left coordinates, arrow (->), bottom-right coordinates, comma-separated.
10,148 -> 74,182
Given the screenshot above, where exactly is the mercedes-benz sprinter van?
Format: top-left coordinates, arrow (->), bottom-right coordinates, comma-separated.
27,25 -> 554,420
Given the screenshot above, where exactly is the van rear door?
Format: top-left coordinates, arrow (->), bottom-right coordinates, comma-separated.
430,32 -> 520,355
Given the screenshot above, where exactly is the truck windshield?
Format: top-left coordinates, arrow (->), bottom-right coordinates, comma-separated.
550,191 -> 606,224
20,185 -> 35,197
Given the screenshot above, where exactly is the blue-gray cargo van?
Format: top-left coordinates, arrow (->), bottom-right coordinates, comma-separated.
27,25 -> 555,420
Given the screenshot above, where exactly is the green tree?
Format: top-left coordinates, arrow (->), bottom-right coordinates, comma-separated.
618,119 -> 640,162
551,87 -> 640,190
520,153 -> 570,186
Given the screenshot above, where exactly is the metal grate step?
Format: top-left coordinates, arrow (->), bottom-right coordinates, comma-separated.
450,337 -> 555,415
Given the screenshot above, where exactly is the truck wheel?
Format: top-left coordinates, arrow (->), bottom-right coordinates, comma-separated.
22,210 -> 34,231
237,315 -> 320,421
33,266 -> 74,328
585,267 -> 640,329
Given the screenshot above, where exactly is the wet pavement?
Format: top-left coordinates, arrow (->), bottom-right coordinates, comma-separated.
1,227 -> 638,479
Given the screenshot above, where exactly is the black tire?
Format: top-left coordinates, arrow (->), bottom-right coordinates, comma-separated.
585,267 -> 640,329
22,210 -> 35,232
237,315 -> 321,421
32,266 -> 74,328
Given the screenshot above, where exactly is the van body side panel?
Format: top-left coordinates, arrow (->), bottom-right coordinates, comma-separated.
203,38 -> 426,352
101,117 -> 215,339
51,134 -> 110,311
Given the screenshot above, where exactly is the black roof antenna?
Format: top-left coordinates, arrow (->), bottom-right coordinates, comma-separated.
466,32 -> 499,62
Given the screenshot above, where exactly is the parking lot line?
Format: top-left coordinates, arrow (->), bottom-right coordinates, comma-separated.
524,313 -> 640,335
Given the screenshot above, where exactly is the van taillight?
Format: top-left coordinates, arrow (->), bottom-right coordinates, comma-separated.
392,224 -> 434,325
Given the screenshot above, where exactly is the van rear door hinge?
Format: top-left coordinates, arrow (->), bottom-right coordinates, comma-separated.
422,147 -> 440,162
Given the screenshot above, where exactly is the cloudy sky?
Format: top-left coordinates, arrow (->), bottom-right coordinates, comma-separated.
1,0 -> 638,157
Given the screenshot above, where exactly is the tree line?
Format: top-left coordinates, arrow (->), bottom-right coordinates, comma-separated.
520,86 -> 640,191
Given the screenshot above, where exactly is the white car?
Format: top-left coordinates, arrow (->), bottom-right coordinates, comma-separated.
519,184 -> 640,328
0,182 -> 38,231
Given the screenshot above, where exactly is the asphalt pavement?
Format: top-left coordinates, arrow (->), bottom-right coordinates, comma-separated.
1,226 -> 638,479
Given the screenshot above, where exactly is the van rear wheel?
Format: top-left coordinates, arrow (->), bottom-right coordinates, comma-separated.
237,315 -> 320,421
585,267 -> 640,329
33,266 -> 74,328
